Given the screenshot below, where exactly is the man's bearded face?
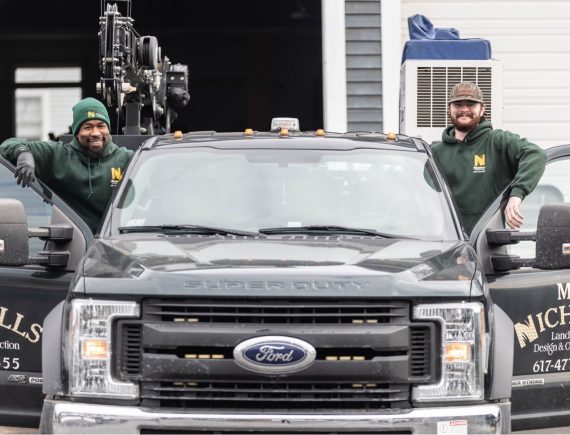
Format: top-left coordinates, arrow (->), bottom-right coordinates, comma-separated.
77,120 -> 110,157
449,101 -> 485,133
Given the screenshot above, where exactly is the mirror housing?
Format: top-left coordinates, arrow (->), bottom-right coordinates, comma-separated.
487,203 -> 570,272
0,198 -> 29,266
535,203 -> 570,269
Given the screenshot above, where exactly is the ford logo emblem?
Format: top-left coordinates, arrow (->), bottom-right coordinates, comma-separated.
233,336 -> 316,374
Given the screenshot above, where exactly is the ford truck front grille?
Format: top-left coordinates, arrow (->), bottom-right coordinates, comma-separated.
116,298 -> 437,410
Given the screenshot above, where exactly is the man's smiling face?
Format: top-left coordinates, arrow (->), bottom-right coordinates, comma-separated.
449,100 -> 485,133
77,120 -> 110,157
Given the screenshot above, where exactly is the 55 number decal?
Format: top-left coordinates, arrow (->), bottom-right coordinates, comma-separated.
1,357 -> 20,370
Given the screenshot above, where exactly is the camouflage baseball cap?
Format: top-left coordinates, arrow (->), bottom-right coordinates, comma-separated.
448,82 -> 485,105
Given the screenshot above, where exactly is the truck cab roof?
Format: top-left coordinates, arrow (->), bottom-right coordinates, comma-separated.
146,129 -> 429,152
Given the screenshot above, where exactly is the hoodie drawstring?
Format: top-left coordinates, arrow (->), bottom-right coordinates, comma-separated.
87,159 -> 94,199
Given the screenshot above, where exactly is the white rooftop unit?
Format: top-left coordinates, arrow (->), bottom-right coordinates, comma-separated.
399,60 -> 503,143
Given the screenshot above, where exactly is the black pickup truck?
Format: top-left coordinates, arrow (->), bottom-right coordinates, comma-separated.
0,124 -> 569,433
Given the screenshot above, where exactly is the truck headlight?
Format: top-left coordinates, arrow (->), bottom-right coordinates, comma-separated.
412,302 -> 486,402
68,299 -> 139,399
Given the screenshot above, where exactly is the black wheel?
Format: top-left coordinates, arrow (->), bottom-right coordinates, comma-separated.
139,36 -> 159,69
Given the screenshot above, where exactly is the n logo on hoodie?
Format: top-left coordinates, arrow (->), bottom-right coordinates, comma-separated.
473,154 -> 486,173
111,167 -> 123,187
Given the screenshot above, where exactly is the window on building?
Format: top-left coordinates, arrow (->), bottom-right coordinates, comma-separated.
15,67 -> 82,141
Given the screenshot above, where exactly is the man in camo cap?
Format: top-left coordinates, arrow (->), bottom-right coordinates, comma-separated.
432,82 -> 546,235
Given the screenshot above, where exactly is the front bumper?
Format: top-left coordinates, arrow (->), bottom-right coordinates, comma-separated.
40,399 -> 511,434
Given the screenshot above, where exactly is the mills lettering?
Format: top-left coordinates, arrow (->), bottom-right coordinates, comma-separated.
0,307 -> 42,344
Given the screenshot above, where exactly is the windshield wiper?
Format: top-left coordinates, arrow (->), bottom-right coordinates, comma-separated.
258,225 -> 410,239
118,224 -> 260,237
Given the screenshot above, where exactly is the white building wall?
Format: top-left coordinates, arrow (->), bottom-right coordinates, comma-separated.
400,0 -> 570,147
380,0 -> 401,133
322,0 -> 348,132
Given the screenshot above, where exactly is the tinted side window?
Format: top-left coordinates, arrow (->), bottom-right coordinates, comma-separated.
0,162 -> 52,255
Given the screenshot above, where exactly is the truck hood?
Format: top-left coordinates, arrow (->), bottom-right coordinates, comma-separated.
79,234 -> 480,298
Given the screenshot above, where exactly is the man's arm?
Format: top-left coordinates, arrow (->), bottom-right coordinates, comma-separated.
500,131 -> 547,229
0,138 -> 60,181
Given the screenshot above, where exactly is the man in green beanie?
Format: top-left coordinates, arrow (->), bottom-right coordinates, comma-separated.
0,97 -> 133,233
432,82 -> 546,236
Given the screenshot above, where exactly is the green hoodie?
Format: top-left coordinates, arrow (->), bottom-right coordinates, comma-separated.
432,121 -> 546,235
0,137 -> 133,233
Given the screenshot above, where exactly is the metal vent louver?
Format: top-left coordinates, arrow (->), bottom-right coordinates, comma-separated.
417,66 -> 493,127
410,326 -> 431,377
121,323 -> 142,375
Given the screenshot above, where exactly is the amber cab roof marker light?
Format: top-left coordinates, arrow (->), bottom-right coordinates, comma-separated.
173,130 -> 183,139
386,132 -> 397,141
315,129 -> 326,137
279,127 -> 289,137
244,128 -> 254,136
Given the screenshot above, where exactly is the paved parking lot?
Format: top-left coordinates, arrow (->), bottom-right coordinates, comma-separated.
0,428 -> 37,434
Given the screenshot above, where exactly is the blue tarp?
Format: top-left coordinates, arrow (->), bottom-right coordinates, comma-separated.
408,14 -> 459,40
402,15 -> 491,63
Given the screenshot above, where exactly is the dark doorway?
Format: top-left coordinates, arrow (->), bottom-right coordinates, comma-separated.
0,0 -> 322,139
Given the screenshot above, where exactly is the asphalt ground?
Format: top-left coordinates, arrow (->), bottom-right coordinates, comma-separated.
0,429 -> 37,434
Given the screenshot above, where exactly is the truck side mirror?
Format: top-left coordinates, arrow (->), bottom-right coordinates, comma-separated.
535,203 -> 570,269
0,198 -> 29,266
486,202 -> 570,272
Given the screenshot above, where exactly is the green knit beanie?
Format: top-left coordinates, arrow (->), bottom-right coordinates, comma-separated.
71,97 -> 111,135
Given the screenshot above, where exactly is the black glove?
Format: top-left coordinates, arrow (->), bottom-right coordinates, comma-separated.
15,151 -> 36,187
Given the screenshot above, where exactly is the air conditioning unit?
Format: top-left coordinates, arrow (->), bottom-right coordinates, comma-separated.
399,60 -> 503,143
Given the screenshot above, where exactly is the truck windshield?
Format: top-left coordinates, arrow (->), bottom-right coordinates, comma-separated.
112,147 -> 458,240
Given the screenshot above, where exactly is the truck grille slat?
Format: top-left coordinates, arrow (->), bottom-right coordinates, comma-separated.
149,311 -> 406,318
147,302 -> 405,309
146,396 -> 400,403
148,385 -> 406,395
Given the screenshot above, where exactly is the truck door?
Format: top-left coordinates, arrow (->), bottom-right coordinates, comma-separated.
472,145 -> 570,431
0,157 -> 90,427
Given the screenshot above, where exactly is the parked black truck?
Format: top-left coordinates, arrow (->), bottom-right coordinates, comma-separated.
1,120 -> 570,433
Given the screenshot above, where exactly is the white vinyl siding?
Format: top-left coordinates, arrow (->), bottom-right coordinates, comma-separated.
400,0 -> 570,147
